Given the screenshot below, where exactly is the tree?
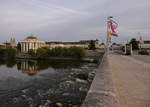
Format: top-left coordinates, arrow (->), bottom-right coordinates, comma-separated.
89,40 -> 96,50
28,49 -> 36,56
36,47 -> 50,59
0,48 -> 5,58
130,38 -> 139,50
49,46 -> 85,59
112,42 -> 116,45
68,46 -> 85,59
17,43 -> 21,52
5,48 -> 17,59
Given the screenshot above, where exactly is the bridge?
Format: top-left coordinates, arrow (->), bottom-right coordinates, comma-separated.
82,52 -> 150,107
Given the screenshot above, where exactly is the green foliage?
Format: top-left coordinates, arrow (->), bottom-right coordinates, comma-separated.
5,48 -> 17,59
36,47 -> 50,59
89,40 -> 96,50
0,48 -> 6,58
76,72 -> 89,80
49,47 -> 67,57
0,48 -> 17,60
112,42 -> 116,45
17,43 -> 21,52
50,46 -> 85,59
36,46 -> 85,59
28,49 -> 36,56
68,46 -> 85,59
141,48 -> 150,50
138,50 -> 149,55
130,38 -> 139,50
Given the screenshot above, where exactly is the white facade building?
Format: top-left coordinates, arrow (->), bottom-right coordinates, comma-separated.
46,40 -> 100,49
139,40 -> 150,49
20,36 -> 101,53
46,42 -> 89,49
20,36 -> 45,52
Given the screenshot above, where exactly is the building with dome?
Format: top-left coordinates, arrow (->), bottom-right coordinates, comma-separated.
20,36 -> 45,52
20,35 -> 102,53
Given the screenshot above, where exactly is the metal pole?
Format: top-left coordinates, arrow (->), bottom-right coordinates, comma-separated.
106,25 -> 109,53
124,44 -> 126,55
130,44 -> 132,55
106,17 -> 110,54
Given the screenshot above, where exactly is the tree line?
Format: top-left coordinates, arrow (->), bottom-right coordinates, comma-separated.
28,46 -> 86,59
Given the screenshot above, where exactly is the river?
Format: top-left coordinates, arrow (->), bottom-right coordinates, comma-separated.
0,59 -> 98,107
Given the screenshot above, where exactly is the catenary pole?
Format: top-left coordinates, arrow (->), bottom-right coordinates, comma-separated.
106,17 -> 109,53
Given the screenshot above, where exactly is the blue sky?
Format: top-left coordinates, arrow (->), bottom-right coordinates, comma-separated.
0,0 -> 150,44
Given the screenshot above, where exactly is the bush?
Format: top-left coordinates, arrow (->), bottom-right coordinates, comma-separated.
76,72 -> 89,80
49,47 -> 67,57
125,50 -> 131,55
49,46 -> 85,59
5,48 -> 17,59
17,43 -> 21,52
28,49 -> 36,56
0,48 -> 6,58
36,47 -> 50,59
129,38 -> 139,50
36,46 -> 85,59
89,40 -> 96,50
138,50 -> 149,55
68,47 -> 85,59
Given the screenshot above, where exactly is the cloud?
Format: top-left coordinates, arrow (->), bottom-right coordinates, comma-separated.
0,0 -> 150,43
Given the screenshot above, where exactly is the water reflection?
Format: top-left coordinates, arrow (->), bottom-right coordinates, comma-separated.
0,59 -> 82,75
0,58 -> 98,107
18,61 -> 39,75
0,59 -> 16,68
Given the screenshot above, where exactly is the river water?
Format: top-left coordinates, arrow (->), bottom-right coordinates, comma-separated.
0,59 -> 98,107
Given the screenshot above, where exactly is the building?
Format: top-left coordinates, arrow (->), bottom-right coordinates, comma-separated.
3,38 -> 17,48
99,43 -> 106,49
10,38 -> 17,48
0,43 -> 5,48
20,35 -> 101,53
46,41 -> 89,49
20,36 -> 45,52
139,40 -> 150,49
46,39 -> 101,49
112,44 -> 123,50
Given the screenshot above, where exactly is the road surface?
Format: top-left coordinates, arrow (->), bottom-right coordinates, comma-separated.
108,53 -> 150,107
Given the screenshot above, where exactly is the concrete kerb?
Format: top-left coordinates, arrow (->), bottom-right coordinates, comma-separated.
82,53 -> 119,107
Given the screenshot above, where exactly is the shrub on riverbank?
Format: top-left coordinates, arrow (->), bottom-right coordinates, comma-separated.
0,48 -> 6,58
76,72 -> 89,80
50,46 -> 85,58
0,48 -> 17,59
37,47 -> 50,59
36,47 -> 85,59
5,48 -> 17,59
28,49 -> 36,56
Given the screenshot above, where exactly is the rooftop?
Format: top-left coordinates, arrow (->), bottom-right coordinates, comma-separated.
26,35 -> 37,39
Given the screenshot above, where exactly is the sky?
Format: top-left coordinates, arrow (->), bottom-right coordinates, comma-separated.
0,0 -> 150,44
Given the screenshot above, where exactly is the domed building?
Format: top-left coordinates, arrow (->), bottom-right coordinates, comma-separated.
20,35 -> 45,52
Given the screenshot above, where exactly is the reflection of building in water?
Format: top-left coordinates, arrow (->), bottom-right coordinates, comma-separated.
20,61 -> 39,75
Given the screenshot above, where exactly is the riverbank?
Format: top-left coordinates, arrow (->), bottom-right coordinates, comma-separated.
16,50 -> 104,63
0,49 -> 105,107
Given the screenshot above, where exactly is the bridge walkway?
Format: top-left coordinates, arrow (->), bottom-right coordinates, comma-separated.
109,53 -> 150,107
